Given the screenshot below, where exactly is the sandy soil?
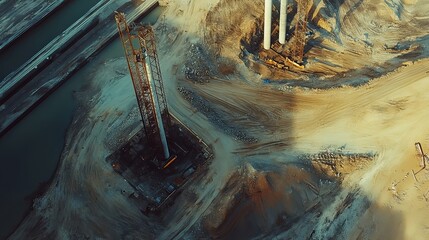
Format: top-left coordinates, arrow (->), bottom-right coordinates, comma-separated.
10,0 -> 429,239
240,0 -> 429,87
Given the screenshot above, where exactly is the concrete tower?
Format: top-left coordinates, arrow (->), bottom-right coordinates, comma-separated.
264,0 -> 273,50
279,0 -> 287,44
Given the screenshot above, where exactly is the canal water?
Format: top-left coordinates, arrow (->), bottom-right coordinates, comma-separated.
0,0 -> 100,80
0,6 -> 163,239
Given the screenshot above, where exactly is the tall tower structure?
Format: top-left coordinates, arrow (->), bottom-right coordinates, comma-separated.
264,0 -> 273,50
290,0 -> 309,64
115,12 -> 171,161
279,0 -> 288,44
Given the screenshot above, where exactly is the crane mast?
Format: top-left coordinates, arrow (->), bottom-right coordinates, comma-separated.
115,12 -> 171,162
290,0 -> 309,64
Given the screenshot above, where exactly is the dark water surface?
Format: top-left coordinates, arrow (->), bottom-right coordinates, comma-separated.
0,5 -> 163,239
0,0 -> 101,80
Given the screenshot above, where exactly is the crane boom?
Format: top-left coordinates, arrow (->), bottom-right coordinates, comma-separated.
290,0 -> 309,64
115,12 -> 171,162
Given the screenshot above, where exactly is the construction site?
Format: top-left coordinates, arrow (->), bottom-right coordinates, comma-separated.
1,0 -> 429,239
107,12 -> 212,214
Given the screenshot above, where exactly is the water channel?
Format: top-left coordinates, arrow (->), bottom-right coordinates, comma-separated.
0,0 -> 101,80
0,5 -> 163,239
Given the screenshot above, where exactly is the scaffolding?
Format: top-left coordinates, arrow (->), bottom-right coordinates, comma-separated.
115,12 -> 170,161
290,0 -> 309,64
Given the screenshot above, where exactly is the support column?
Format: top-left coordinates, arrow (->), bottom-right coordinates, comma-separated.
144,52 -> 170,160
264,0 -> 272,50
279,0 -> 287,44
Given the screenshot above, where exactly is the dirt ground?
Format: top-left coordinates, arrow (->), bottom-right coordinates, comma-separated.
10,0 -> 429,239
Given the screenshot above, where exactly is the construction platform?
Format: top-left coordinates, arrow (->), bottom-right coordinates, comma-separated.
106,115 -> 212,214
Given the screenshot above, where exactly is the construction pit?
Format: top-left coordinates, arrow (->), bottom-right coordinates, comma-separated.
6,0 -> 429,239
107,116 -> 212,214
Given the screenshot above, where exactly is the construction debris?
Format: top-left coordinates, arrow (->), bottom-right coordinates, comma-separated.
263,0 -> 309,67
415,142 -> 428,169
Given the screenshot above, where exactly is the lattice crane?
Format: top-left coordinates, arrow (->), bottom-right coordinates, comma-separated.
115,12 -> 171,164
290,0 -> 309,64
